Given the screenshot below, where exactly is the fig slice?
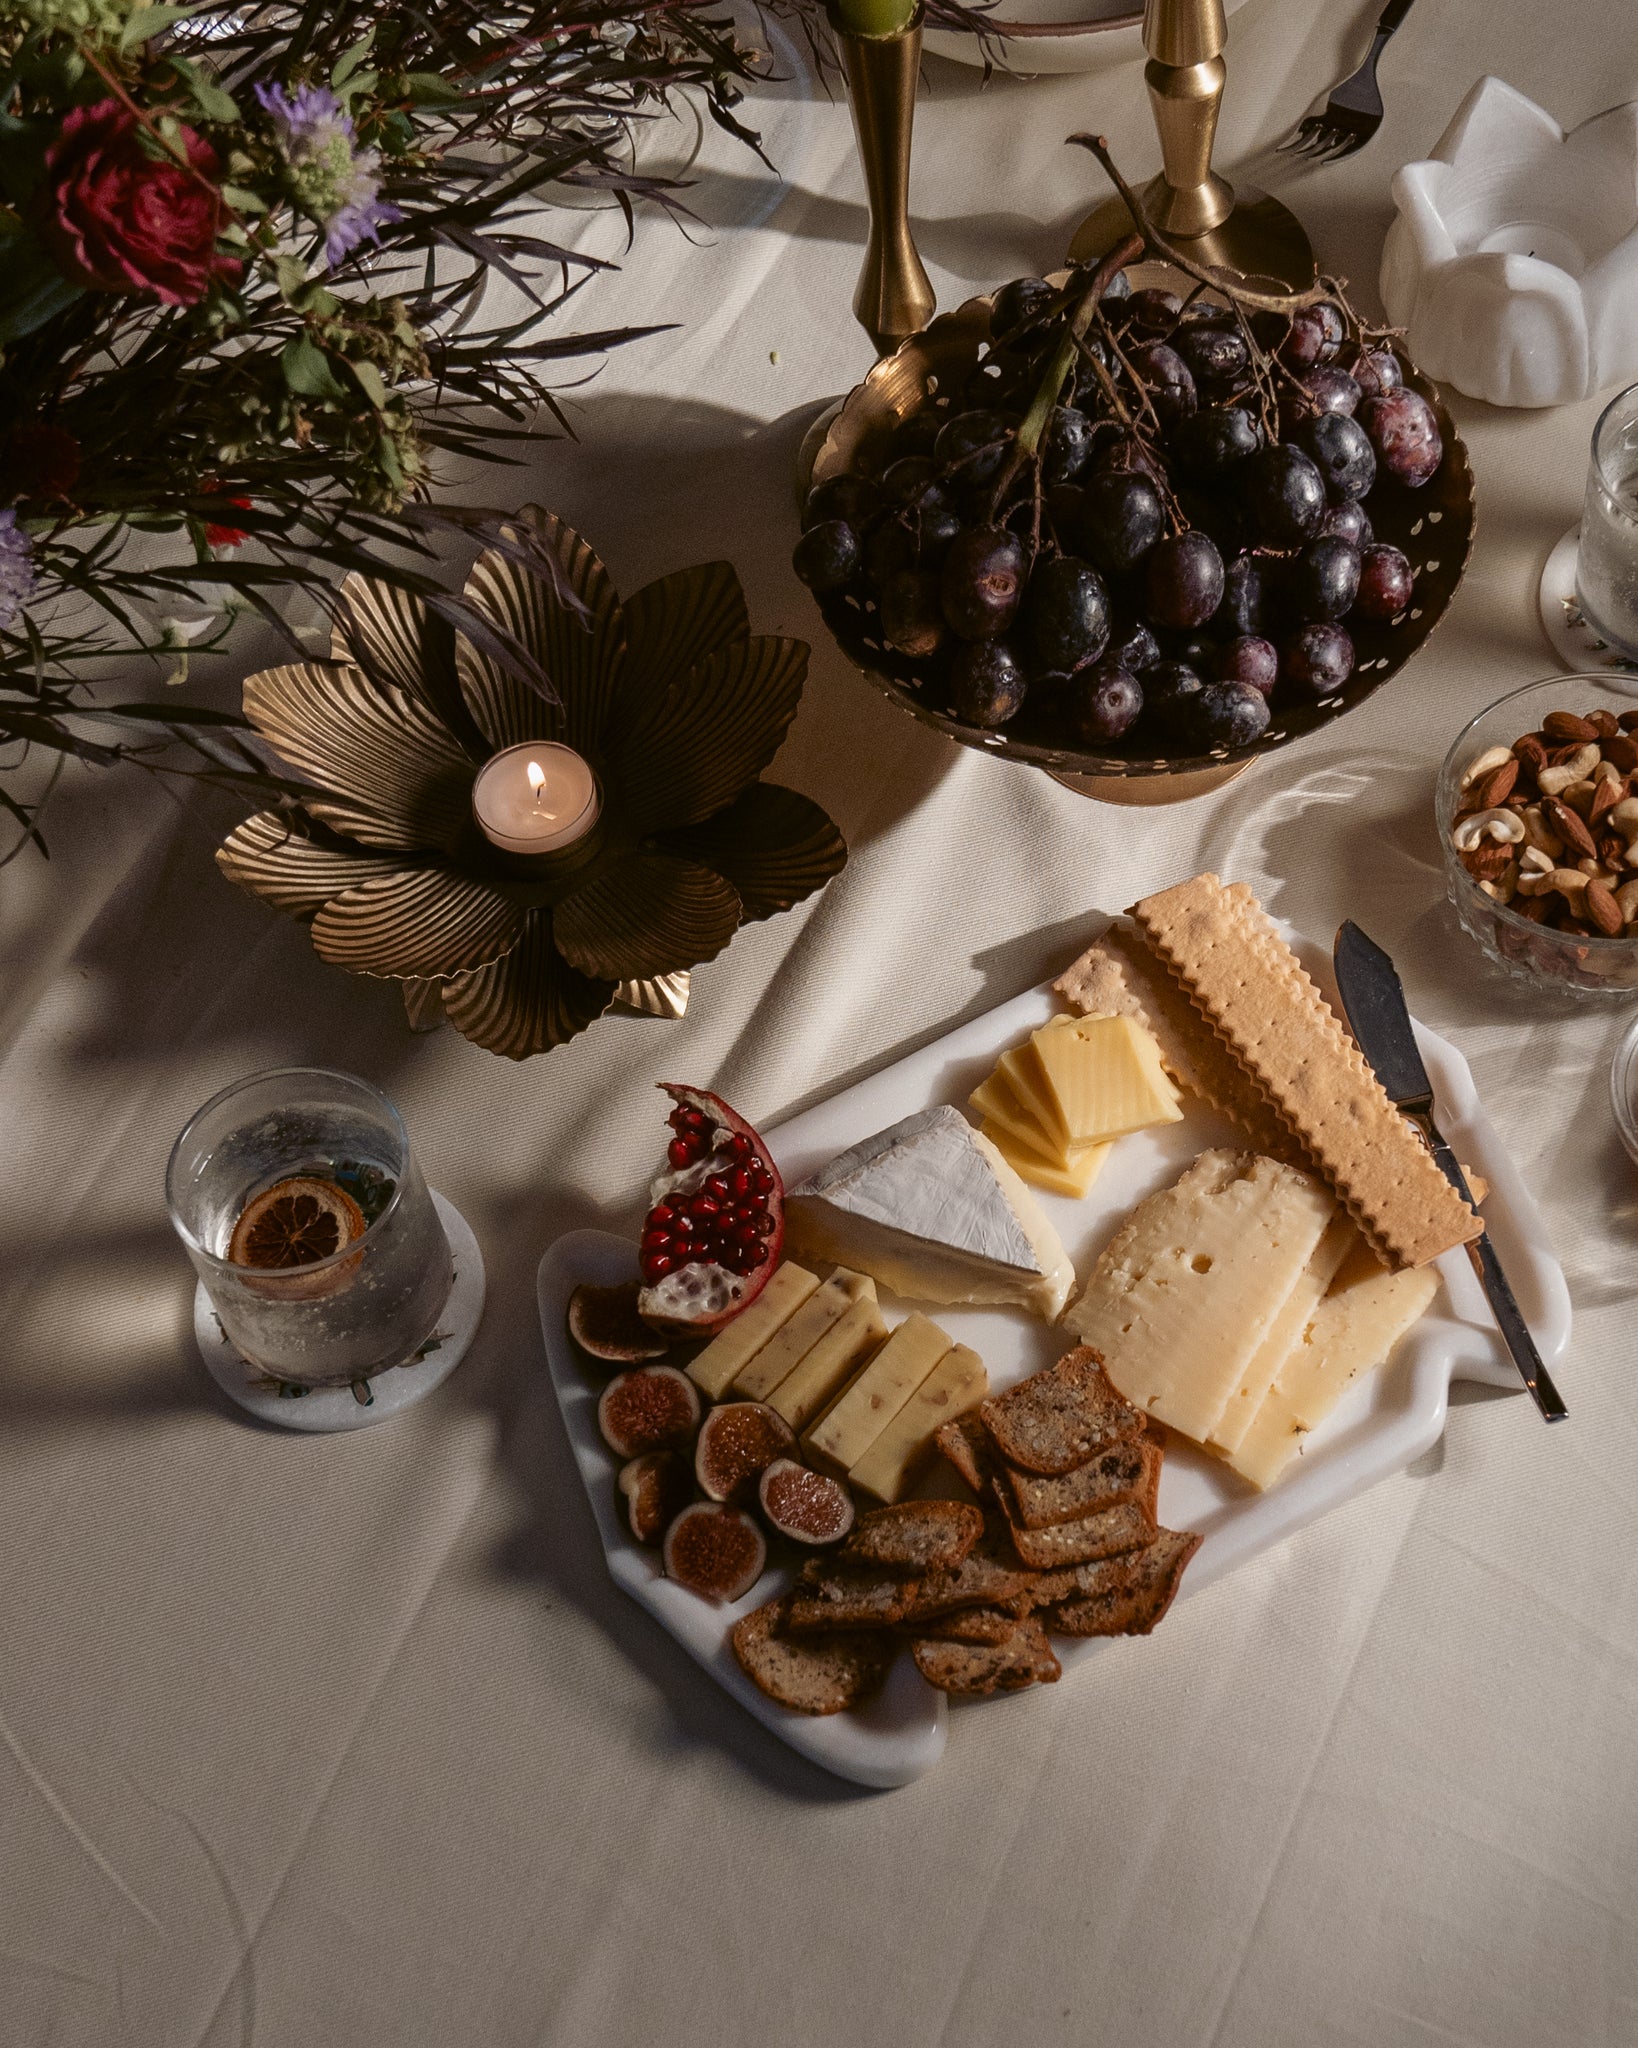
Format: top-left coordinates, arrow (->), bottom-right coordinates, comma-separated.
663,1502 -> 767,1604
618,1451 -> 695,1546
597,1366 -> 701,1460
568,1282 -> 671,1367
637,1084 -> 785,1337
758,1459 -> 856,1546
695,1401 -> 797,1505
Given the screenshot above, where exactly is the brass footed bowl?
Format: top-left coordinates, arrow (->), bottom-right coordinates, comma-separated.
807,268 -> 1475,803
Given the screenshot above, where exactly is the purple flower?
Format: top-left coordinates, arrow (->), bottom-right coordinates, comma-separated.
256,82 -> 402,266
0,511 -> 36,629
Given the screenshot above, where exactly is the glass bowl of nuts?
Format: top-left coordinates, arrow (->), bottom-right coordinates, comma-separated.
1438,673 -> 1638,994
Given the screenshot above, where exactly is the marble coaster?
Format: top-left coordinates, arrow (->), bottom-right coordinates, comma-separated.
1539,524 -> 1638,675
194,1190 -> 486,1432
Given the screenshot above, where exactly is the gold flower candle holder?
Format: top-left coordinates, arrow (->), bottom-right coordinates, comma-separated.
218,510 -> 847,1058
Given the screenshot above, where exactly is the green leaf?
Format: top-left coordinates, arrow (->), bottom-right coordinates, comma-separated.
121,6 -> 198,49
170,58 -> 238,125
0,261 -> 84,346
376,432 -> 403,490
349,358 -> 389,410
221,185 -> 268,215
331,33 -> 375,86
281,333 -> 349,402
402,71 -> 462,105
273,254 -> 310,302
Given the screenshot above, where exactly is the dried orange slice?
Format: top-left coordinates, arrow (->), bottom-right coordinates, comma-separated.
229,1176 -> 366,1272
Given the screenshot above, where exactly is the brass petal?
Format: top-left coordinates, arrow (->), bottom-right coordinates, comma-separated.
216,809 -> 402,915
614,971 -> 691,1019
243,663 -> 475,853
554,849 -> 742,981
457,509 -> 623,755
620,561 -> 748,712
610,634 -> 809,833
333,573 -> 486,757
661,783 -> 847,921
311,866 -> 527,979
402,978 -> 448,1032
442,915 -> 617,1060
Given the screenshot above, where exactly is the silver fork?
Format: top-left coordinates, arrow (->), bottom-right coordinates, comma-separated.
1279,0 -> 1418,163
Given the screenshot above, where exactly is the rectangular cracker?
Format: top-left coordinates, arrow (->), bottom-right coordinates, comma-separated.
1129,875 -> 1480,1270
996,1431 -> 1159,1532
1004,1496 -> 1157,1570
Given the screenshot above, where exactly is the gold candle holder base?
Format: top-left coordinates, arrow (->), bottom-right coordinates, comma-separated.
1068,184 -> 1314,291
1049,759 -> 1253,805
830,3 -> 936,356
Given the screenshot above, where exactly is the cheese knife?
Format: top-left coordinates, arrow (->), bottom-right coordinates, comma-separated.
1333,920 -> 1568,1422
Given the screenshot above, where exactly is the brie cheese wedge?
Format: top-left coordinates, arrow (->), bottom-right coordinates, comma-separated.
784,1106 -> 1075,1320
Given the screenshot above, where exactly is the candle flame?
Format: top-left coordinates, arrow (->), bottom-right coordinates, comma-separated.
526,759 -> 546,804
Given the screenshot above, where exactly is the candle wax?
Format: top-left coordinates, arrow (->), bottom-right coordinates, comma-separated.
834,0 -> 914,31
471,742 -> 599,855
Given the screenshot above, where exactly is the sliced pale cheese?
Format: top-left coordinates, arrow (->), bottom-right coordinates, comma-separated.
766,1296 -> 888,1429
968,1069 -> 1064,1164
802,1311 -> 952,1477
785,1106 -> 1075,1319
685,1262 -> 820,1398
1032,1013 -> 1183,1147
1227,1255 -> 1440,1490
848,1344 -> 989,1504
1065,1149 -> 1336,1443
997,1045 -> 1072,1151
1207,1213 -> 1358,1454
982,1120 -> 1111,1200
731,1267 -> 875,1400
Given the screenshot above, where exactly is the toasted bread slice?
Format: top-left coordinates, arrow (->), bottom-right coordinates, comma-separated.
1046,1528 -> 1201,1637
905,1603 -> 1024,1645
911,1617 -> 1061,1696
732,1594 -> 897,1714
787,1567 -> 919,1631
980,1346 -> 1144,1476
996,1432 -> 1158,1532
1005,1497 -> 1156,1570
898,1515 -> 1039,1622
839,1499 -> 983,1575
933,1412 -> 995,1495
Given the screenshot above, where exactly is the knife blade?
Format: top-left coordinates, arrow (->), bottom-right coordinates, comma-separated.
1333,920 -> 1567,1423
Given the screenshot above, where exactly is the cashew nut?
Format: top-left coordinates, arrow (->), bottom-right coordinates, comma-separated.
1460,744 -> 1514,789
1521,804 -> 1565,859
1608,797 -> 1638,867
1538,744 -> 1601,796
1519,845 -> 1554,875
1452,808 -> 1525,851
1618,879 -> 1638,923
1596,757 -> 1625,788
1515,867 -> 1587,900
1559,779 -> 1598,818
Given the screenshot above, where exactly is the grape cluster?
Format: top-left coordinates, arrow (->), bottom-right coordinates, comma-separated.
792,267 -> 1442,757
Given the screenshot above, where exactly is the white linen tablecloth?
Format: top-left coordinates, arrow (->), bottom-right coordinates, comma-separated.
3,3 -> 1636,2043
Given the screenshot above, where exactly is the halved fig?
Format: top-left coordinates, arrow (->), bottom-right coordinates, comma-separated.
695,1401 -> 797,1505
758,1459 -> 856,1546
617,1451 -> 695,1546
663,1501 -> 767,1603
597,1366 -> 701,1460
568,1282 -> 670,1368
637,1084 -> 785,1337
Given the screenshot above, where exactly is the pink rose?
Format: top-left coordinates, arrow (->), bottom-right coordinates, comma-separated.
45,99 -> 240,308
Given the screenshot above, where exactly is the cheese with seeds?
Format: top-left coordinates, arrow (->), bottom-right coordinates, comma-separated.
765,1295 -> 887,1430
1065,1149 -> 1336,1442
785,1106 -> 1074,1319
685,1262 -> 819,1399
1208,1213 -> 1358,1454
1032,1013 -> 1183,1147
802,1312 -> 952,1477
1227,1253 -> 1440,1490
848,1344 -> 988,1503
731,1267 -> 875,1401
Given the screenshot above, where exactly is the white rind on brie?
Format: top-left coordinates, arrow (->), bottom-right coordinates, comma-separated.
784,1105 -> 1075,1320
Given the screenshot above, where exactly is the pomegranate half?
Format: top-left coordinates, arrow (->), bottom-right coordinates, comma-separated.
636,1084 -> 785,1335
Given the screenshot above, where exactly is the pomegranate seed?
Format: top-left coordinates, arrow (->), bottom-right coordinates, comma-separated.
680,1107 -> 707,1129
704,1174 -> 729,1198
729,1167 -> 752,1197
649,1202 -> 675,1226
667,1138 -> 692,1169
693,1195 -> 721,1218
641,1251 -> 674,1281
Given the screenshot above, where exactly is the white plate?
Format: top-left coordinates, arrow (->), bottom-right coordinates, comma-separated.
923,0 -> 1249,77
536,924 -> 1571,1787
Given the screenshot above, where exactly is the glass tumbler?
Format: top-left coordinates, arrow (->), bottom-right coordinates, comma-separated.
1575,381 -> 1638,658
167,1068 -> 453,1388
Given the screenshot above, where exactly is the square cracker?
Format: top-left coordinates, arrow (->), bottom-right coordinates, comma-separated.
1129,875 -> 1479,1270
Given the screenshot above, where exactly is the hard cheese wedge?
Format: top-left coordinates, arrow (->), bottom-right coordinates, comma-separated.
982,1120 -> 1111,1200
766,1295 -> 888,1430
803,1311 -> 952,1478
731,1267 -> 875,1401
785,1106 -> 1075,1320
685,1262 -> 819,1399
1032,1013 -> 1184,1147
1227,1246 -> 1440,1491
1207,1213 -> 1358,1455
848,1343 -> 988,1504
1065,1149 -> 1336,1444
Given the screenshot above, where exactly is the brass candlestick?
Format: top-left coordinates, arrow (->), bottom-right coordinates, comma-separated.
1068,0 -> 1314,289
831,2 -> 935,356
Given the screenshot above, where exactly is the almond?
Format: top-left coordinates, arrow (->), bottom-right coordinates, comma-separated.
1590,709 -> 1621,740
1516,895 -> 1549,923
1585,877 -> 1625,936
1621,710 -> 1638,733
1543,797 -> 1598,861
1604,733 -> 1638,773
1544,710 -> 1600,742
1478,758 -> 1519,808
1590,775 -> 1627,826
1462,842 -> 1514,880
1601,833 -> 1630,869
1512,733 -> 1549,772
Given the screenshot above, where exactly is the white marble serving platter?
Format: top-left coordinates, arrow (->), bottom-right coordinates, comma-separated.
536,927 -> 1571,1788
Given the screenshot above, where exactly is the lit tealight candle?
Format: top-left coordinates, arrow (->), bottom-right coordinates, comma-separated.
471,741 -> 600,857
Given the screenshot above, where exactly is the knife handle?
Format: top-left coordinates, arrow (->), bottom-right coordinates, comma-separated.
1421,1126 -> 1568,1422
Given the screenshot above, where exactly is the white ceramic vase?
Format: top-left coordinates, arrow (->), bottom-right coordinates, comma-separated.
1381,76 -> 1638,409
